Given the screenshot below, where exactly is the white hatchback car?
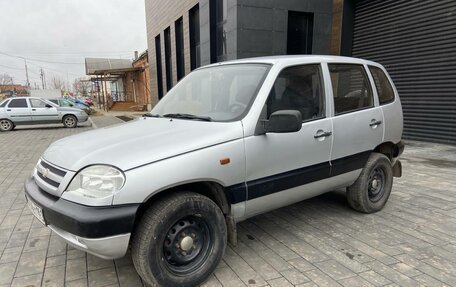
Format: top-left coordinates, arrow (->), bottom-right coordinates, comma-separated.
25,56 -> 403,286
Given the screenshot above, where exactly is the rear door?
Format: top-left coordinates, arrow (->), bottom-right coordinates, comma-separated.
30,98 -> 60,123
6,98 -> 32,123
327,63 -> 383,181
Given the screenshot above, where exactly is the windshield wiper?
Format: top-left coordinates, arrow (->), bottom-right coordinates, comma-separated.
143,113 -> 162,118
163,113 -> 212,122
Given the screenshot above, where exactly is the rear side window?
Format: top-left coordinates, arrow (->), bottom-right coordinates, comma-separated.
369,66 -> 395,104
329,64 -> 374,115
267,64 -> 325,121
0,100 -> 8,107
8,98 -> 28,108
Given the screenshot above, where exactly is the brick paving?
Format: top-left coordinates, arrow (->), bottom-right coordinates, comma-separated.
1,116 -> 455,287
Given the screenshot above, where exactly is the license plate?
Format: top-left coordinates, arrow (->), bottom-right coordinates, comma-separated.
26,196 -> 46,225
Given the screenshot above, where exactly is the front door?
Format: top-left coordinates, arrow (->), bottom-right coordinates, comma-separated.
6,98 -> 32,123
29,98 -> 59,123
244,64 -> 333,218
327,63 -> 384,181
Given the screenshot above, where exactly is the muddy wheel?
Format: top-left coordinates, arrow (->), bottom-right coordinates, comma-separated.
132,192 -> 226,287
347,153 -> 393,213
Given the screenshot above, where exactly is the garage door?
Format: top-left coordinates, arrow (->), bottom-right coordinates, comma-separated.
352,0 -> 456,144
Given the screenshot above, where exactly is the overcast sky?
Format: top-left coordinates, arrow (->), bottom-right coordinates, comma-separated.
0,0 -> 147,89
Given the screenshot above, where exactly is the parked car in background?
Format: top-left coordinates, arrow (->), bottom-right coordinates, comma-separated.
49,98 -> 92,115
24,56 -> 403,286
0,97 -> 88,131
64,96 -> 90,108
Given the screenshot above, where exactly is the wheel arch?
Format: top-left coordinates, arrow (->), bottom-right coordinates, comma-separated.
132,180 -> 237,245
373,141 -> 403,160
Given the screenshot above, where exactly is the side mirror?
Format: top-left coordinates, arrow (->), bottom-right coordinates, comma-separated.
255,110 -> 302,135
45,104 -> 52,108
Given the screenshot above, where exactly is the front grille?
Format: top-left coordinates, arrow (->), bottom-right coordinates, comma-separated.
40,160 -> 67,177
37,171 -> 59,187
34,159 -> 68,197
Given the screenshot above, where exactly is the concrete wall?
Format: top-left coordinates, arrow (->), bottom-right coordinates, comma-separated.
236,0 -> 333,58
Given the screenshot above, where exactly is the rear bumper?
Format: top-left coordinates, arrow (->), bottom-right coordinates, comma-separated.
24,177 -> 139,259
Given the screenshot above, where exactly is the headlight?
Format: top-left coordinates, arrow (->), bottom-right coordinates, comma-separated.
66,165 -> 125,198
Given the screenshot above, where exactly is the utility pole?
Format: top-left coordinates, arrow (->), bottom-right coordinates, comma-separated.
40,68 -> 46,89
24,59 -> 30,87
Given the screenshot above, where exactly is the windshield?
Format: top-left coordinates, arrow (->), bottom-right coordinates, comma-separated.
151,64 -> 270,122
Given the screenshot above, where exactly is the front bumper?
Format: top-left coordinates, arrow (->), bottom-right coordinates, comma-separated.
77,113 -> 89,123
24,177 -> 140,259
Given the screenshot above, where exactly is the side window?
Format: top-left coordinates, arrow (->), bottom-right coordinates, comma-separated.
30,99 -> 48,108
0,100 -> 8,107
266,64 -> 325,121
369,66 -> 395,104
329,64 -> 374,115
49,100 -> 58,105
8,98 -> 28,108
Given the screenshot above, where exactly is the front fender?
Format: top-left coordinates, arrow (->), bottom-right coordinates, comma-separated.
113,138 -> 246,210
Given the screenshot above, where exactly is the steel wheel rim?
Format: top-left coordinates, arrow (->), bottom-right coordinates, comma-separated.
162,216 -> 212,275
0,120 -> 11,130
65,117 -> 75,126
368,167 -> 385,202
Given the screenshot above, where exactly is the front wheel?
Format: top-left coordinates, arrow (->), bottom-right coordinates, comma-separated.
63,115 -> 78,128
347,153 -> 393,213
0,119 -> 14,132
132,192 -> 227,287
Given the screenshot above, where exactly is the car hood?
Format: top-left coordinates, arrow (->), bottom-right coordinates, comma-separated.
42,117 -> 244,171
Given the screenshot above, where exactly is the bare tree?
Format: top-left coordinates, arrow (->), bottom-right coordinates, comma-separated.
0,73 -> 14,86
50,76 -> 66,93
73,78 -> 91,97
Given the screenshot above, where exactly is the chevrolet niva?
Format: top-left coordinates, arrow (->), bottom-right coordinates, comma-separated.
24,56 -> 404,286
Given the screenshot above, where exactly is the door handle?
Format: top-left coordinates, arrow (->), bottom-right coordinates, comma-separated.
369,120 -> 382,127
314,131 -> 332,139
6,109 -> 11,111
32,109 -> 36,111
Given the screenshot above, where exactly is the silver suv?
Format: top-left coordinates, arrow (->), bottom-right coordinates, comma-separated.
0,96 -> 88,131
24,56 -> 404,286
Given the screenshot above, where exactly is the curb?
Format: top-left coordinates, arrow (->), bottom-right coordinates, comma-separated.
89,117 -> 98,129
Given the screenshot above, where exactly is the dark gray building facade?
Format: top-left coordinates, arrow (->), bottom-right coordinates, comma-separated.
145,0 -> 333,105
146,0 -> 456,144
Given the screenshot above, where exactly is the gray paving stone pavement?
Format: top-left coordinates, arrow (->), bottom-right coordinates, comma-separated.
0,115 -> 455,286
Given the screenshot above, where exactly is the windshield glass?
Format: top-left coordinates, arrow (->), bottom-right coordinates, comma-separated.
151,64 -> 270,122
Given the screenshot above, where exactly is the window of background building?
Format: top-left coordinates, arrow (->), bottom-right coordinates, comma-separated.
189,4 -> 201,70
369,66 -> 395,104
210,0 -> 227,63
164,27 -> 172,91
287,11 -> 314,55
329,64 -> 374,115
155,35 -> 164,99
175,17 -> 185,81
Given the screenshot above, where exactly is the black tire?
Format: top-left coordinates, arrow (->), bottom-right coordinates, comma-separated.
63,115 -> 77,128
347,153 -> 393,213
0,119 -> 14,132
132,192 -> 227,287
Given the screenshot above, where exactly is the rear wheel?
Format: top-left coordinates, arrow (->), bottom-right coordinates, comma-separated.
132,192 -> 227,287
347,153 -> 393,213
63,115 -> 77,128
0,119 -> 14,132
